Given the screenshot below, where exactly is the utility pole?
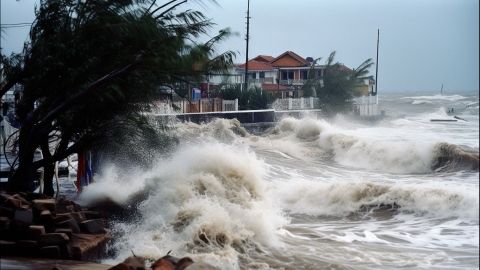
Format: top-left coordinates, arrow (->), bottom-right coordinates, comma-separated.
374,29 -> 379,96
244,0 -> 250,92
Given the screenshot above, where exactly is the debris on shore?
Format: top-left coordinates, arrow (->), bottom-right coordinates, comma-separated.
0,191 -> 110,261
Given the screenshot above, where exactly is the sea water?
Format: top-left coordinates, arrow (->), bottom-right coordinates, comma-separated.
78,90 -> 479,269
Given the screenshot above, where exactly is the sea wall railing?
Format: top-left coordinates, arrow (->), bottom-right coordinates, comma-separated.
151,98 -> 239,114
271,97 -> 320,110
354,95 -> 379,116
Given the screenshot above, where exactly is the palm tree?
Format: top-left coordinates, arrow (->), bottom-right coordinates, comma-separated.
309,51 -> 374,116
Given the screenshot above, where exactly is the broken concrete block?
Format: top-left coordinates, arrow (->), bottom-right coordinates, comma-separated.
54,228 -> 72,240
12,194 -> 32,207
57,218 -> 81,233
0,240 -> 18,256
82,211 -> 104,220
32,199 -> 56,215
123,256 -> 146,269
37,233 -> 69,247
70,233 -> 111,261
91,218 -> 106,228
28,225 -> 45,240
69,212 -> 86,223
4,198 -> 23,209
14,209 -> 33,223
53,213 -> 72,224
80,220 -> 107,234
28,225 -> 46,240
31,203 -> 48,222
39,245 -> 61,259
38,210 -> 55,232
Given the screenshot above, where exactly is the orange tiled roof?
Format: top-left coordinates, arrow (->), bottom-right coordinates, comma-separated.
236,60 -> 274,70
270,51 -> 311,67
253,55 -> 275,62
261,83 -> 293,91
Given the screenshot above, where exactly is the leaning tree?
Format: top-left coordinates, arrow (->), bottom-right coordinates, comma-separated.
0,0 -> 236,194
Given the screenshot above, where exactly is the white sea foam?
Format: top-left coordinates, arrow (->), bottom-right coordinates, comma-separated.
79,91 -> 479,269
401,94 -> 467,101
268,179 -> 479,221
82,142 -> 288,268
412,100 -> 434,105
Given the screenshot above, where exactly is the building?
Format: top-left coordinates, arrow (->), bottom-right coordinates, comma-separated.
234,51 -> 326,98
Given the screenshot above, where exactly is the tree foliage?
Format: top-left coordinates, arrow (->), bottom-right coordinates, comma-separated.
302,51 -> 374,116
213,84 -> 276,110
0,0 -> 236,193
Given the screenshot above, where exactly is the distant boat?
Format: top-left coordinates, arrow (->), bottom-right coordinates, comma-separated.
430,119 -> 457,122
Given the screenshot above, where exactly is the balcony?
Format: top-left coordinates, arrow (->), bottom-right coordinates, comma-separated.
279,79 -> 307,85
248,77 -> 274,84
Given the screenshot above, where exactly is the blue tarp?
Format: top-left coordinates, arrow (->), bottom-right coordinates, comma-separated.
192,88 -> 201,100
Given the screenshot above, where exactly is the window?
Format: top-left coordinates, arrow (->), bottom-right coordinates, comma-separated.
259,71 -> 265,79
281,71 -> 294,80
301,70 -> 308,79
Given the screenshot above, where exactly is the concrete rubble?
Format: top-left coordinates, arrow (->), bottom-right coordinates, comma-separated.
0,191 -> 110,261
1,191 -> 219,269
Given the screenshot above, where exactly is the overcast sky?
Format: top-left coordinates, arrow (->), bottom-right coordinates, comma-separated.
1,0 -> 479,92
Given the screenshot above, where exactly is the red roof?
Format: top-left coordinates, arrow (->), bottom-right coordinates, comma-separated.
252,55 -> 275,62
261,83 -> 293,91
236,60 -> 274,70
270,51 -> 311,67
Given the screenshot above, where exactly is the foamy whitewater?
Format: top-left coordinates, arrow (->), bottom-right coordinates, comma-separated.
79,91 -> 479,269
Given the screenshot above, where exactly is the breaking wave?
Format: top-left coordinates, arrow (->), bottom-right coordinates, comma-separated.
79,143 -> 288,268
253,117 -> 479,174
268,179 -> 479,221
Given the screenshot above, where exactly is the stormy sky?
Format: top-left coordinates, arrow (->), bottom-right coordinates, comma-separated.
2,0 -> 479,92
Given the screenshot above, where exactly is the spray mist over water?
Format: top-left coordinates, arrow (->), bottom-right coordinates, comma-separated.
80,142 -> 288,268
77,106 -> 478,269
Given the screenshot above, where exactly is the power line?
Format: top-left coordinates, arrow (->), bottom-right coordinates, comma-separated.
1,23 -> 33,28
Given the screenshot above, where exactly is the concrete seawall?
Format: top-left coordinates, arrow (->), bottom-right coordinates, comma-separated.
150,109 -> 276,125
149,109 -> 323,125
148,109 -> 324,135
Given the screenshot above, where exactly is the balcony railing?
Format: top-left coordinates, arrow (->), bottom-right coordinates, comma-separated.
279,79 -> 307,85
248,77 -> 274,84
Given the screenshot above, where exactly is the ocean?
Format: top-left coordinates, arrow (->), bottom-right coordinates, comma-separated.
77,90 -> 479,270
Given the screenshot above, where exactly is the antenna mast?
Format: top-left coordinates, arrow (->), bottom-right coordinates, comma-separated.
244,0 -> 251,91
374,29 -> 379,96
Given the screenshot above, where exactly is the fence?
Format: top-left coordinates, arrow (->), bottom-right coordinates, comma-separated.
271,97 -> 320,110
151,98 -> 238,114
354,95 -> 379,116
